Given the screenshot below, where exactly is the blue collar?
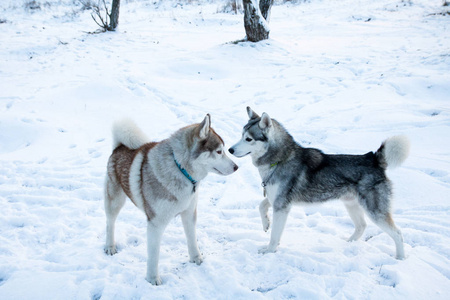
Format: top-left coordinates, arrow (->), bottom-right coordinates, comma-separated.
174,155 -> 197,185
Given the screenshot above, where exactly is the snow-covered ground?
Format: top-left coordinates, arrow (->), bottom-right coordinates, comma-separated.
1,0 -> 449,298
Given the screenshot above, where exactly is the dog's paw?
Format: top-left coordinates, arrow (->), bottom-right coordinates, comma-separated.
190,254 -> 204,265
395,253 -> 406,260
347,236 -> 358,242
146,275 -> 162,286
261,217 -> 270,232
258,245 -> 277,255
104,245 -> 117,255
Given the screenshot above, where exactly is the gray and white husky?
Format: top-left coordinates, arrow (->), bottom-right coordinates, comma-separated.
104,114 -> 238,285
229,107 -> 409,259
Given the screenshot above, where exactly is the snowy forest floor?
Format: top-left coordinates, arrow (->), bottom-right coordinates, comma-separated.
1,0 -> 450,299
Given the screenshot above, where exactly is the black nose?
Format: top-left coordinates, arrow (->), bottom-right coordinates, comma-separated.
229,148 -> 234,154
233,164 -> 239,172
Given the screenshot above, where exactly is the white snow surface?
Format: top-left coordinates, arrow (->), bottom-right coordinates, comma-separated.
1,0 -> 450,299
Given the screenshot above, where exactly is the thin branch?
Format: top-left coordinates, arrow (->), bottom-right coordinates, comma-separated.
91,12 -> 105,30
103,0 -> 110,18
90,0 -> 109,30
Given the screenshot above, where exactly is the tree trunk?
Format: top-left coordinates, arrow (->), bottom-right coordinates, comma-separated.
243,0 -> 270,42
259,0 -> 274,21
108,0 -> 120,31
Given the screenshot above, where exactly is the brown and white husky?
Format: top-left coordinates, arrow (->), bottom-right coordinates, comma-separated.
104,114 -> 238,285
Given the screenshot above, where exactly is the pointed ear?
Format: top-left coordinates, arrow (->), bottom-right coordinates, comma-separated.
247,106 -> 260,120
259,112 -> 272,129
198,114 -> 211,139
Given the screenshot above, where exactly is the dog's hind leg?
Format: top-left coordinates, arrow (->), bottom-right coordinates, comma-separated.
358,182 -> 405,259
259,198 -> 271,232
104,177 -> 126,255
146,221 -> 167,285
343,199 -> 367,242
361,197 -> 405,260
369,212 -> 405,260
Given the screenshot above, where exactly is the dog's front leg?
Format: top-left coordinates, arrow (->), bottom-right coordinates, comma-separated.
181,205 -> 203,265
259,198 -> 271,232
146,221 -> 166,285
259,206 -> 290,254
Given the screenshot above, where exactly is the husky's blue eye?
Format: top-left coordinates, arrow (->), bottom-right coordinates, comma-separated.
245,137 -> 253,142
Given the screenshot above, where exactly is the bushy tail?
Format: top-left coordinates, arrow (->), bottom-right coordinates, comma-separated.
376,136 -> 410,169
112,119 -> 149,150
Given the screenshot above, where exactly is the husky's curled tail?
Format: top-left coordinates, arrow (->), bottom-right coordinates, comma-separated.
112,119 -> 149,150
376,136 -> 410,169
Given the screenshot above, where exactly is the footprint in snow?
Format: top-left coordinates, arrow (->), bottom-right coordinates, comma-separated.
38,157 -> 48,164
311,246 -> 333,253
21,118 -> 33,124
88,148 -> 101,158
378,267 -> 399,288
423,168 -> 447,178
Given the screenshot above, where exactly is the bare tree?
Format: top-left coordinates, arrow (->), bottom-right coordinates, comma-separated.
109,0 -> 120,30
90,0 -> 121,32
259,0 -> 274,20
243,0 -> 271,42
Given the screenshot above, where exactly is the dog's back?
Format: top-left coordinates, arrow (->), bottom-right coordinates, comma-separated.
288,136 -> 409,204
107,119 -> 158,206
